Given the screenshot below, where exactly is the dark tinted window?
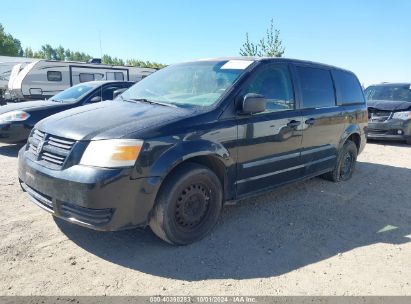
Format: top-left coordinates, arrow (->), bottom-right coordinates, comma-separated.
47,71 -> 62,82
101,86 -> 123,100
243,65 -> 294,113
332,70 -> 364,104
79,73 -> 94,83
297,66 -> 335,108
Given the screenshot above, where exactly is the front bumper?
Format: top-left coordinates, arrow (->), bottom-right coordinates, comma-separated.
0,123 -> 31,143
366,120 -> 411,141
18,146 -> 162,231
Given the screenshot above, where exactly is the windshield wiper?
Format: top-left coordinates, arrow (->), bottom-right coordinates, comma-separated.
126,98 -> 177,108
50,98 -> 63,103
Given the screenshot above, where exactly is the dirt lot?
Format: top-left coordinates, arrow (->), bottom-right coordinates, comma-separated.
0,141 -> 410,296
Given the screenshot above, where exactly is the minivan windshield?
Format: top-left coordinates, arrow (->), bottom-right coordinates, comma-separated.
121,60 -> 251,107
364,84 -> 411,102
50,83 -> 95,103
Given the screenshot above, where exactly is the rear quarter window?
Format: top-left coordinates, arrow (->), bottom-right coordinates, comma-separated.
332,70 -> 365,105
296,66 -> 336,108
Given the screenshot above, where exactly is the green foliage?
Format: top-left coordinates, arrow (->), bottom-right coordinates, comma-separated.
0,24 -> 23,56
240,19 -> 285,57
24,47 -> 34,58
239,33 -> 259,56
1,23 -> 164,69
126,59 -> 166,69
55,45 -> 65,61
101,54 -> 125,66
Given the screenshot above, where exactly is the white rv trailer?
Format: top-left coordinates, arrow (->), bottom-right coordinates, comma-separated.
0,56 -> 38,99
6,59 -> 156,101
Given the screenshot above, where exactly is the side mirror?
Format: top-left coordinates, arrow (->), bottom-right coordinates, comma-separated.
240,93 -> 266,114
113,88 -> 128,99
90,96 -> 102,103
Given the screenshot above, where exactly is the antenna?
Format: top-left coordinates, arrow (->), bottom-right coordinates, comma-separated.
99,30 -> 103,58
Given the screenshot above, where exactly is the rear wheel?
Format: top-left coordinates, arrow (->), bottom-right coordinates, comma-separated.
149,163 -> 222,245
321,140 -> 358,182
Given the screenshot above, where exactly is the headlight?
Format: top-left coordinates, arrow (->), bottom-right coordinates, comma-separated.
392,111 -> 411,120
0,111 -> 30,124
80,139 -> 143,168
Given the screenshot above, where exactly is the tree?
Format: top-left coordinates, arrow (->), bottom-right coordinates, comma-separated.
240,19 -> 285,57
102,55 -> 125,66
126,59 -> 166,69
0,23 -> 23,56
239,33 -> 259,56
24,47 -> 34,58
55,45 -> 65,61
40,44 -> 55,59
102,54 -> 113,64
1,23 -> 166,68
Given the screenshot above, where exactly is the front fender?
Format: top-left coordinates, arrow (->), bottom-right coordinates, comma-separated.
148,139 -> 234,179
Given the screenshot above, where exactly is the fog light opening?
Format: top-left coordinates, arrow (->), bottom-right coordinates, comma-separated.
397,130 -> 403,135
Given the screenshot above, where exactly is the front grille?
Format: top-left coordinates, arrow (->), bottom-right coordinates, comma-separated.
368,110 -> 392,122
27,129 -> 76,169
60,202 -> 113,226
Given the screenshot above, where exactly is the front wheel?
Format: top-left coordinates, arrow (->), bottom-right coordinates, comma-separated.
149,163 -> 223,245
321,140 -> 358,182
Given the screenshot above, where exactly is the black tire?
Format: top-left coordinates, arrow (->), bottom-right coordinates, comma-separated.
149,163 -> 223,245
321,140 -> 358,182
406,138 -> 411,145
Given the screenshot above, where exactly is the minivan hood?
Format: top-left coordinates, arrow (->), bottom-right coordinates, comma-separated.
0,100 -> 62,115
367,100 -> 411,111
36,100 -> 194,141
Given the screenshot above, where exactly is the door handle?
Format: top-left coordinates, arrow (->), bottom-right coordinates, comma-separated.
305,118 -> 316,125
287,120 -> 301,128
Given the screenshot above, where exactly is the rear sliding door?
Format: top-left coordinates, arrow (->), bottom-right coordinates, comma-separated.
295,65 -> 346,176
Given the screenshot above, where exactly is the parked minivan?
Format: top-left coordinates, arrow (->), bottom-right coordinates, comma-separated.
364,83 -> 411,144
18,58 -> 367,245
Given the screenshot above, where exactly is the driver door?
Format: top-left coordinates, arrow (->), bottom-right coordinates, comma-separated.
236,63 -> 303,197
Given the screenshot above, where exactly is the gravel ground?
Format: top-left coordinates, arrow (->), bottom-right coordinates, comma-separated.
0,141 -> 410,296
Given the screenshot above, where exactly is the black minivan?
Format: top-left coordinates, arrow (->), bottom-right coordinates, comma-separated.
18,58 -> 367,245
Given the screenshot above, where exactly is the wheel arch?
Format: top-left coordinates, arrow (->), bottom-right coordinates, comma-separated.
148,140 -> 236,202
340,124 -> 362,152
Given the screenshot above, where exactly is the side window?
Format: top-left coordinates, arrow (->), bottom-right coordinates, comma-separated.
79,73 -> 94,83
332,70 -> 365,104
297,66 -> 335,108
106,72 -> 125,81
94,73 -> 104,81
114,72 -> 124,81
243,65 -> 294,113
106,72 -> 115,80
47,71 -> 62,82
101,86 -> 122,100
